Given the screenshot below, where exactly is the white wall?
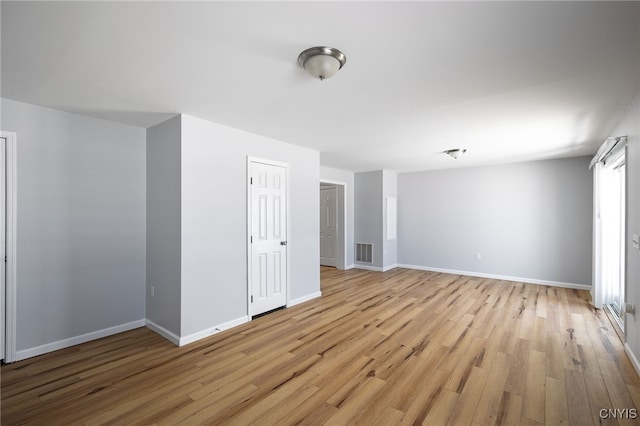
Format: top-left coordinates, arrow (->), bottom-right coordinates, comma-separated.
180,115 -> 320,338
398,157 -> 593,286
382,170 -> 398,269
608,93 -> 640,372
320,166 -> 355,268
146,116 -> 182,337
1,98 -> 146,357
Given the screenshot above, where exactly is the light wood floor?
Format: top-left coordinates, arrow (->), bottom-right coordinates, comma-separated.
2,267 -> 640,425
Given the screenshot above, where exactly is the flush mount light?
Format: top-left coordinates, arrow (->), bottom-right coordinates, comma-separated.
444,149 -> 467,159
298,46 -> 346,81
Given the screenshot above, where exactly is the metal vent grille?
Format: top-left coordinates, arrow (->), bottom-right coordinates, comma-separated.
356,243 -> 373,263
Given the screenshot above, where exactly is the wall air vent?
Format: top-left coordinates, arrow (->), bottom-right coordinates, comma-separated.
356,243 -> 373,263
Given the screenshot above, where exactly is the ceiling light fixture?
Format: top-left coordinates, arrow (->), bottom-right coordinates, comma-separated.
298,46 -> 346,81
444,149 -> 467,159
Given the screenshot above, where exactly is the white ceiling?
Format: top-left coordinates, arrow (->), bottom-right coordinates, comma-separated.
2,1 -> 639,172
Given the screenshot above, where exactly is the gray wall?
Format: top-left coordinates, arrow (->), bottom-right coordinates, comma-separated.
354,170 -> 398,270
180,115 -> 320,337
1,98 -> 146,352
355,171 -> 384,268
320,166 -> 355,268
146,116 -> 182,336
398,157 -> 593,285
1,102 -> 322,354
608,93 -> 640,368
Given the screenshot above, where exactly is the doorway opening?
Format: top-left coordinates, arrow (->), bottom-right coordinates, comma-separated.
319,180 -> 347,270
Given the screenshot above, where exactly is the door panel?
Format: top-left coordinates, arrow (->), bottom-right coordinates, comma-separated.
320,186 -> 337,267
250,161 -> 287,316
1,138 -> 5,360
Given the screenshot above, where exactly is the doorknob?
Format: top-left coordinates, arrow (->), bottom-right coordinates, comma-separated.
280,241 -> 287,246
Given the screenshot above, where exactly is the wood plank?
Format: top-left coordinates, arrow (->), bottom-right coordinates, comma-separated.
160,383 -> 257,425
446,366 -> 489,426
323,377 -> 387,426
627,383 -> 640,411
545,332 -> 566,381
399,368 -> 449,426
372,407 -> 405,426
391,344 -> 449,412
282,355 -> 374,425
496,392 -> 523,426
443,336 -> 486,393
222,370 -> 319,425
473,351 -> 512,425
598,356 -> 638,426
422,389 -> 459,425
348,350 -> 420,424
545,376 -> 569,425
522,350 -> 546,423
564,368 -> 595,426
504,338 -> 530,396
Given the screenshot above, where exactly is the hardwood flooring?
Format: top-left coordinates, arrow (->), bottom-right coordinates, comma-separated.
2,267 -> 640,425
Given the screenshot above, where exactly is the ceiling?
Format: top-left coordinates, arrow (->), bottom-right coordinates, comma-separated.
2,1 -> 639,172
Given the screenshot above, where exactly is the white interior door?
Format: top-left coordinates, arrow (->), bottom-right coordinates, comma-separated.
1,137 -> 5,360
249,160 -> 288,316
320,186 -> 337,267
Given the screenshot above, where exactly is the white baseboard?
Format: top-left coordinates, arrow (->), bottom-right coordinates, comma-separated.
145,319 -> 181,346
383,263 -> 398,272
625,343 -> 640,378
289,291 -> 322,307
397,264 -> 591,291
178,316 -> 250,347
345,264 -> 355,270
353,264 -> 398,272
13,313 -> 261,361
15,319 -> 146,362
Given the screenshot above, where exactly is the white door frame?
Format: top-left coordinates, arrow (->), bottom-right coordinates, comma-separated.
247,156 -> 291,317
319,179 -> 347,270
1,131 -> 17,363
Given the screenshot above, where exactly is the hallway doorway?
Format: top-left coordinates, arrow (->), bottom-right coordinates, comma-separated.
319,181 -> 346,269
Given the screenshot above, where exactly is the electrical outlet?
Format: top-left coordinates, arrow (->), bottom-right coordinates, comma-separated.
625,303 -> 636,318
151,286 -> 155,297
476,253 -> 482,260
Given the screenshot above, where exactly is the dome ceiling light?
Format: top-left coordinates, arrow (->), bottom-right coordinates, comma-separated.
444,149 -> 467,159
298,46 -> 346,81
